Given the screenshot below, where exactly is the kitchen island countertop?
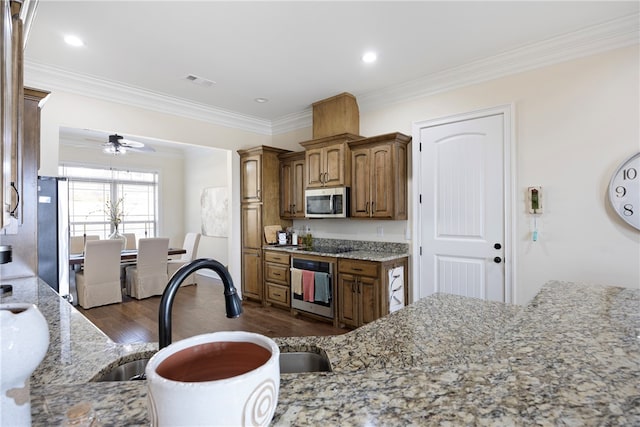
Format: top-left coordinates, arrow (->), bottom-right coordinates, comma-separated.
5,277 -> 639,425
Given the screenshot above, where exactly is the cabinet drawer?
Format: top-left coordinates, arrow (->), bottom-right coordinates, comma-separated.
266,283 -> 290,305
338,259 -> 378,277
264,251 -> 290,264
265,262 -> 289,285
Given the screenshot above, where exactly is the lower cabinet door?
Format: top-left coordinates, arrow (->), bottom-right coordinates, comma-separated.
242,249 -> 262,300
359,276 -> 379,325
338,274 -> 358,328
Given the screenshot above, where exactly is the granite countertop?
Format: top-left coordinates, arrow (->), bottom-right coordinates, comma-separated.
4,277 -> 638,425
263,238 -> 410,262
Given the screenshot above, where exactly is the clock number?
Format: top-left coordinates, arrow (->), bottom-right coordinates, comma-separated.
623,204 -> 634,217
622,167 -> 637,180
615,186 -> 627,198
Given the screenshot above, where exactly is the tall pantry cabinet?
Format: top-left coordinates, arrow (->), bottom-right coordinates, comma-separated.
238,146 -> 291,302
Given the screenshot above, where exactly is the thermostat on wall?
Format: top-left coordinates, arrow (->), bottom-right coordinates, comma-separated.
527,186 -> 543,214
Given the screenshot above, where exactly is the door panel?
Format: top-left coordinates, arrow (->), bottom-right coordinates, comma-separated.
359,276 -> 378,325
371,145 -> 392,217
280,161 -> 293,217
241,204 -> 262,249
292,159 -> 305,216
420,114 -> 505,302
338,274 -> 358,328
306,148 -> 323,188
436,255 -> 485,299
241,154 -> 261,202
351,148 -> 370,217
324,145 -> 344,186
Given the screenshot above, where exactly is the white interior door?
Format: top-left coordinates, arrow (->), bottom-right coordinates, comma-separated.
417,112 -> 508,302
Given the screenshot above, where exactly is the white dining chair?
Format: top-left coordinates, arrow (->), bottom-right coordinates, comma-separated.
123,233 -> 137,250
69,235 -> 100,255
126,237 -> 169,299
75,239 -> 123,309
167,232 -> 201,286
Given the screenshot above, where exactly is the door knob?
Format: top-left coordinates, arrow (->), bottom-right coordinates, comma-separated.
494,257 -> 502,263
494,243 -> 502,250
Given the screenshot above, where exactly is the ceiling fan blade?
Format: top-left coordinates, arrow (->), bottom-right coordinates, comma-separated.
119,138 -> 145,148
124,144 -> 156,153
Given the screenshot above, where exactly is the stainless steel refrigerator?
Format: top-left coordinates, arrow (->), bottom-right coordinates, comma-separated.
37,176 -> 70,299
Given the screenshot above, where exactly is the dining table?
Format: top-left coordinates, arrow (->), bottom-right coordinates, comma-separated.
68,247 -> 187,266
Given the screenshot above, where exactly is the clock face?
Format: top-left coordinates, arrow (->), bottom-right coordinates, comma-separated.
609,152 -> 640,231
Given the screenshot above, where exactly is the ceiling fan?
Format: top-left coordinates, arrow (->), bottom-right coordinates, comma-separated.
102,133 -> 155,154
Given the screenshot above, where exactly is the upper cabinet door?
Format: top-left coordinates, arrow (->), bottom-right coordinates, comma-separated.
292,158 -> 305,217
370,144 -> 393,218
279,160 -> 293,217
241,153 -> 262,203
350,148 -> 370,218
305,147 -> 323,188
323,144 -> 345,187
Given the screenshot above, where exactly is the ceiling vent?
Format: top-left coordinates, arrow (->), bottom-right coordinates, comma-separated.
184,74 -> 215,88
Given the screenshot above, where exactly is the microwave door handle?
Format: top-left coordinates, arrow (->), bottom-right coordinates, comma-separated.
329,194 -> 334,213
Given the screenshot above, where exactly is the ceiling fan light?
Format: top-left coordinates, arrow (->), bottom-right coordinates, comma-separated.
103,145 -> 126,155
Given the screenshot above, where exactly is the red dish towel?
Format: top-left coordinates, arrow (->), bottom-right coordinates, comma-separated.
302,270 -> 315,302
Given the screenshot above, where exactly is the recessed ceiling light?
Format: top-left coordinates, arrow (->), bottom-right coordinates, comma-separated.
64,35 -> 84,47
362,51 -> 377,63
254,98 -> 269,103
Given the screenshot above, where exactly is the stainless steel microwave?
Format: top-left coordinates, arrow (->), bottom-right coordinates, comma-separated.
305,187 -> 349,218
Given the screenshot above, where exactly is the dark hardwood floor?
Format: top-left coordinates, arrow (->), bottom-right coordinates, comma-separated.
77,275 -> 346,344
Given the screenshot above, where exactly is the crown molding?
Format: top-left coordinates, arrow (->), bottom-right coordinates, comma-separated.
23,61 -> 274,135
356,13 -> 639,112
24,13 -> 639,136
271,109 -> 312,135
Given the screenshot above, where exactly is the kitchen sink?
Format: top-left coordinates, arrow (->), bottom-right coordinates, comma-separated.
93,350 -> 331,382
279,351 -> 331,374
93,358 -> 150,382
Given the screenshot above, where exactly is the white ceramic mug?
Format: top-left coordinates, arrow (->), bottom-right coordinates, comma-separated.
146,331 -> 280,427
0,303 -> 50,426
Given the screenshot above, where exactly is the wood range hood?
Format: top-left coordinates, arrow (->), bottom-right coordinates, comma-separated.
311,92 -> 361,139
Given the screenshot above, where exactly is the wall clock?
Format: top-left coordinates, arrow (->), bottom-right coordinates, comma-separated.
608,152 -> 640,231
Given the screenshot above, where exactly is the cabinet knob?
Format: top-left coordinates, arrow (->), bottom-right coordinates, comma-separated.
494,243 -> 502,250
494,257 -> 502,263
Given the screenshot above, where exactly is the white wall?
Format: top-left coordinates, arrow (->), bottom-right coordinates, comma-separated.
183,147 -> 230,267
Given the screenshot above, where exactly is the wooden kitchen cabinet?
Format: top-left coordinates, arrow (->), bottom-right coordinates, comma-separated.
279,151 -> 305,219
240,153 -> 262,203
300,133 -> 361,188
337,256 -> 409,329
241,204 -> 262,249
238,146 -> 291,302
263,249 -> 290,309
242,249 -> 262,300
337,259 -> 380,328
349,133 -> 411,219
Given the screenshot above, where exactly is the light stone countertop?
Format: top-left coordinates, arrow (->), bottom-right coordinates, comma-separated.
263,245 -> 410,262
3,277 -> 638,426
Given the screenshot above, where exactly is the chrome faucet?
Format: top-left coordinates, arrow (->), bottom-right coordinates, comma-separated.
158,258 -> 242,350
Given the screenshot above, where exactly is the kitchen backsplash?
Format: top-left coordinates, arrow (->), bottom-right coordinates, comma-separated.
292,218 -> 409,244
